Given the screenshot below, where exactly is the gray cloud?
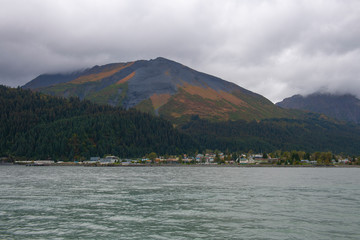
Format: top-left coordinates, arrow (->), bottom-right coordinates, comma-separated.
1,0 -> 360,102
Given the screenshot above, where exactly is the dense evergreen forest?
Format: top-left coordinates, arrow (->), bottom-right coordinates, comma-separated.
180,116 -> 360,155
2,85 -> 360,161
0,86 -> 198,160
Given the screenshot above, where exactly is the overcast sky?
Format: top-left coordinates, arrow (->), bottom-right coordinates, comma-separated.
1,0 -> 360,102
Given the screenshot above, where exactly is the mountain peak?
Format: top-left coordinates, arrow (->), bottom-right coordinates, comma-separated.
153,56 -> 171,61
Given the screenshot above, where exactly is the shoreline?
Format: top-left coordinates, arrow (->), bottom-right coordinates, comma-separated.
4,163 -> 360,168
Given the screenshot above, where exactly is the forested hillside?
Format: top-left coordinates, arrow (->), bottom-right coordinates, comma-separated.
3,86 -> 360,160
0,86 -> 197,160
180,116 -> 360,155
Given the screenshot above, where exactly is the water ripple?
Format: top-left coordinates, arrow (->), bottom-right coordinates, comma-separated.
0,166 -> 359,239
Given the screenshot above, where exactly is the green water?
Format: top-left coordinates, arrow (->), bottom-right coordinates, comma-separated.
1,166 -> 359,239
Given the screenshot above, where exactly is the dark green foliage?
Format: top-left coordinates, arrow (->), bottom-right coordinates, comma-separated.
180,116 -> 360,155
0,86 -> 197,160
3,85 -> 360,160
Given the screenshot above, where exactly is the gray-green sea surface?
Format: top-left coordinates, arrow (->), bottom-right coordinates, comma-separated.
0,166 -> 359,239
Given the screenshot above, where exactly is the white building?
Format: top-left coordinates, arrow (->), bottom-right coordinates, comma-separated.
100,156 -> 119,164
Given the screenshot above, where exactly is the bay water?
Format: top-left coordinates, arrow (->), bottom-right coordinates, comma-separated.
1,166 -> 359,239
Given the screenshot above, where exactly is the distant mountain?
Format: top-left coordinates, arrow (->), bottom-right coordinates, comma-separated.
24,57 -> 292,123
277,93 -> 360,124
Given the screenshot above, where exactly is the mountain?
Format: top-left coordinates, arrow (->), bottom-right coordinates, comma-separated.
276,93 -> 360,124
0,85 -> 197,160
24,57 -> 293,123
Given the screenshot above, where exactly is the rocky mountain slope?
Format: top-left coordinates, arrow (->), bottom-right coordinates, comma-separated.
277,93 -> 360,124
24,57 -> 293,123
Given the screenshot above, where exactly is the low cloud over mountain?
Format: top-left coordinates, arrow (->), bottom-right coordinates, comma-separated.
1,1 -> 360,102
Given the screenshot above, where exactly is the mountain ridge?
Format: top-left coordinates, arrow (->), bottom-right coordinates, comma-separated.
276,93 -> 360,124
24,57 -> 293,123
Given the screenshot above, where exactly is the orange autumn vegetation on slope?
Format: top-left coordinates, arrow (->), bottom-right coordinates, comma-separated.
150,93 -> 171,109
169,94 -> 232,120
166,88 -> 242,121
180,82 -> 247,107
70,62 -> 134,84
116,72 -> 136,85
